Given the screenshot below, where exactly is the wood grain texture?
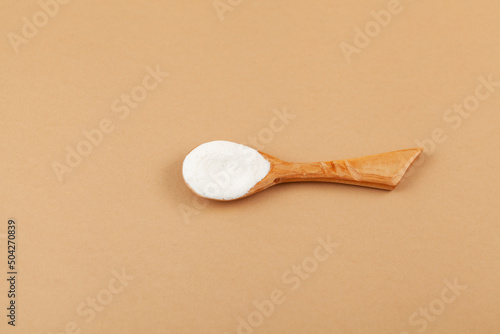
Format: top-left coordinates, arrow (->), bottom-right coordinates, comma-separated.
243,148 -> 423,198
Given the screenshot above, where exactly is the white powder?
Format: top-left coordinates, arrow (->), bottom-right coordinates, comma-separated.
182,141 -> 271,200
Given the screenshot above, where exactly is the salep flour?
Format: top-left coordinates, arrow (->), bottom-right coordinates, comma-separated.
182,141 -> 271,200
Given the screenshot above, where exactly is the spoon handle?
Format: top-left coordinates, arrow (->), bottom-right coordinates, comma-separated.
272,148 -> 423,190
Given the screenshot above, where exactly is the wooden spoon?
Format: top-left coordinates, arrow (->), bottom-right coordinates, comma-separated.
184,145 -> 423,201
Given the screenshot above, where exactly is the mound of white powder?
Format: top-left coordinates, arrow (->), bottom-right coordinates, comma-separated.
182,141 -> 271,200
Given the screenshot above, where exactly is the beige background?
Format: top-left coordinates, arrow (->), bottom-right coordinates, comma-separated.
1,0 -> 500,333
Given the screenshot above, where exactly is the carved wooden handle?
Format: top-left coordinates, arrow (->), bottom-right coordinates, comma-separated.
270,148 -> 423,190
